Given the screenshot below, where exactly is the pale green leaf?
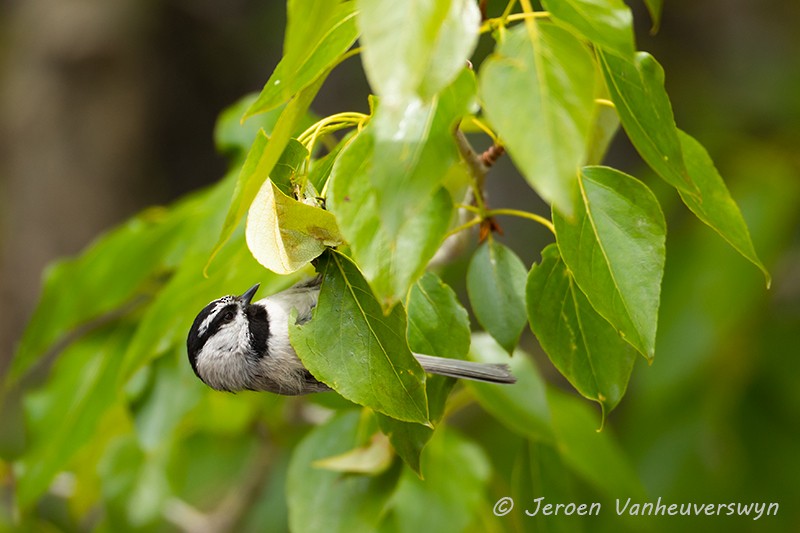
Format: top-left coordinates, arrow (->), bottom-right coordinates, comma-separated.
526,244 -> 636,418
598,50 -> 699,196
246,180 -> 343,275
480,22 -> 596,217
677,130 -> 770,285
542,0 -> 635,57
290,252 -> 429,424
245,1 -> 359,117
554,167 -> 666,359
466,240 -> 527,353
314,432 -> 394,475
357,0 -> 480,100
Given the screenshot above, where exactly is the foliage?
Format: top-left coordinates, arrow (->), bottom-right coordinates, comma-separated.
2,0 -> 788,531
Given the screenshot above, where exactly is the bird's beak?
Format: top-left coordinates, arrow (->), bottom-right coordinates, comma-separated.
239,283 -> 260,305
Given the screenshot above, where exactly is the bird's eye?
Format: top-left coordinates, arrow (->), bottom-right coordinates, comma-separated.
222,310 -> 235,322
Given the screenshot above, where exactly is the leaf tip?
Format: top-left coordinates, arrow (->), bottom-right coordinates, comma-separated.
762,268 -> 772,290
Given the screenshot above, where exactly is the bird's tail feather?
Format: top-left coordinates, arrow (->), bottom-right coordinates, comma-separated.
413,353 -> 516,385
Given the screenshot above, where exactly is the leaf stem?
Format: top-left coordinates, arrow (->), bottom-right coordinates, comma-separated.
331,46 -> 362,70
479,10 -> 550,34
445,217 -> 482,239
486,208 -> 555,234
446,208 -> 555,238
502,0 -> 518,19
468,116 -> 499,143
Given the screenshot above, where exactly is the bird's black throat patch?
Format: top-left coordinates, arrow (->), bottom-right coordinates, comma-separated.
246,304 -> 270,358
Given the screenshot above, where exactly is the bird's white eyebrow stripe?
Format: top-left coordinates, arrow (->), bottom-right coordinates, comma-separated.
198,298 -> 232,337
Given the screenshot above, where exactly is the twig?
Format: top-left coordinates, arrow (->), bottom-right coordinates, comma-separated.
480,144 -> 505,168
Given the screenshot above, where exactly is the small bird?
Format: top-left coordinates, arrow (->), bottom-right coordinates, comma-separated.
187,278 -> 516,395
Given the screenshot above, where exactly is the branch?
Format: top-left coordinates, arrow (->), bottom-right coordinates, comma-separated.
453,129 -> 508,242
454,129 -> 489,192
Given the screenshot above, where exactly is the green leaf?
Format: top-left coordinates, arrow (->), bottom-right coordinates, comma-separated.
307,131 -> 356,192
290,252 -> 429,424
376,272 -> 465,474
585,73 -> 621,165
267,137 -> 309,196
642,0 -> 663,33
10,182 -> 221,381
98,433 -> 173,527
385,429 -> 490,533
548,387 -> 645,499
357,0 -> 480,100
406,272 -> 470,359
469,336 -> 642,500
554,167 -> 666,360
246,180 -> 344,275
16,323 -> 133,509
554,168 -> 660,353
131,351 -> 203,452
245,1 -> 359,118
480,22 -> 596,217
119,231 -> 288,383
466,240 -> 527,353
328,130 -> 454,308
377,376 -> 454,476
207,77 -> 325,271
371,69 -> 476,237
313,432 -> 394,475
598,50 -> 699,196
677,130 -> 770,285
542,0 -> 635,57
288,411 -> 402,533
467,334 -> 554,443
215,95 -> 284,160
526,244 -> 636,418
512,441 -> 582,533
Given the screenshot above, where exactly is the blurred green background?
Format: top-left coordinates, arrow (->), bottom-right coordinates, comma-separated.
1,0 -> 798,531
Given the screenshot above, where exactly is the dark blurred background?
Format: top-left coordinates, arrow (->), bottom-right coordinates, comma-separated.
1,0 -> 799,528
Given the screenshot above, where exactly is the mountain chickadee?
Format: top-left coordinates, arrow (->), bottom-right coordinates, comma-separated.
187,278 -> 516,395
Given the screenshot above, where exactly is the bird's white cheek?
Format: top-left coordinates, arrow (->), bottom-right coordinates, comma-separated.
196,323 -> 253,390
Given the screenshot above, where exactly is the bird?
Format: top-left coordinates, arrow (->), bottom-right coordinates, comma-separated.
187,278 -> 516,395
